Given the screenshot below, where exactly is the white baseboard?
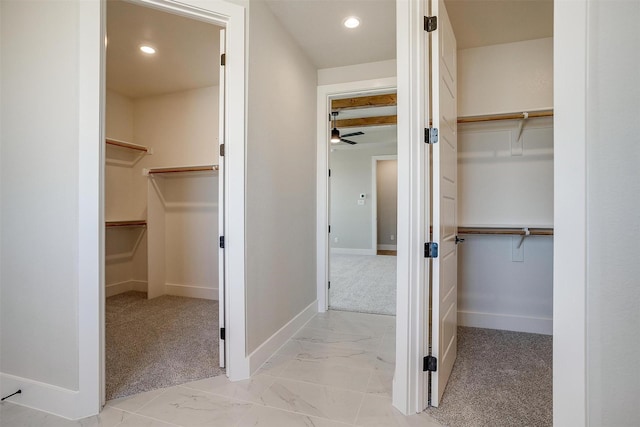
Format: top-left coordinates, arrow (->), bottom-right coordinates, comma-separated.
105,280 -> 147,297
331,248 -> 376,256
165,283 -> 218,300
458,310 -> 552,335
248,301 -> 317,374
0,372 -> 92,420
377,244 -> 397,251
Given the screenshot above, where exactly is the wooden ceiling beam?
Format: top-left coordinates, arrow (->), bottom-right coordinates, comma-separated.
331,94 -> 397,111
335,115 -> 397,128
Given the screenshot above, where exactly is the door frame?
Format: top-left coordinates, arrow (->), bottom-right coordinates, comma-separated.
93,0 -> 249,411
371,155 -> 398,253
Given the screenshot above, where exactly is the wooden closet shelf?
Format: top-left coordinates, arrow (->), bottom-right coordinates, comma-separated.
146,165 -> 219,175
457,110 -> 554,124
106,138 -> 150,153
106,220 -> 147,228
458,227 -> 554,236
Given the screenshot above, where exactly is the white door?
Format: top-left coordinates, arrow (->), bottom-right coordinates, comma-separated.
429,0 -> 458,407
218,28 -> 226,369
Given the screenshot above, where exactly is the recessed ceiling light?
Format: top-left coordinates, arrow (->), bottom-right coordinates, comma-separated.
343,16 -> 360,29
140,45 -> 156,55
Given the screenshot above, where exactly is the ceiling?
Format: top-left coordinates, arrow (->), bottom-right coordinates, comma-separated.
446,0 -> 553,49
264,0 -> 396,69
106,0 -> 221,98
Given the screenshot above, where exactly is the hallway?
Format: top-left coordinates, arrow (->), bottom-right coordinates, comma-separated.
0,310 -> 442,426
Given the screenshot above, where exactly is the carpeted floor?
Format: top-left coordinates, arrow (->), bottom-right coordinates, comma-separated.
329,253 -> 396,315
106,291 -> 223,400
425,326 -> 552,427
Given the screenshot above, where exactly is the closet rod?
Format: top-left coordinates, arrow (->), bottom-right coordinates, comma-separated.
458,227 -> 554,236
106,220 -> 147,228
105,138 -> 150,153
146,165 -> 219,175
457,109 -> 554,124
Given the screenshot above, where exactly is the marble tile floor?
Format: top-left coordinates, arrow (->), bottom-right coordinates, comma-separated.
0,310 -> 443,427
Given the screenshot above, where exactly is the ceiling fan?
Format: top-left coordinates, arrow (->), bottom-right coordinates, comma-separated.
330,111 -> 364,145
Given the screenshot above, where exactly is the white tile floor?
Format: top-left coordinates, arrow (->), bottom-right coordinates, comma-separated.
0,310 -> 443,426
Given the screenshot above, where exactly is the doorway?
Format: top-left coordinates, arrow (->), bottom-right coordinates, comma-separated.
100,0 -> 245,404
327,94 -> 398,315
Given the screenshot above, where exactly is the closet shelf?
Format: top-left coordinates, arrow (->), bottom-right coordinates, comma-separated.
457,109 -> 554,124
144,165 -> 219,175
106,220 -> 147,228
458,227 -> 554,236
106,138 -> 151,153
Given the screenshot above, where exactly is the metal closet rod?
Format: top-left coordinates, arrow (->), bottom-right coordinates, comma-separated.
457,226 -> 554,236
457,109 -> 554,124
145,165 -> 219,175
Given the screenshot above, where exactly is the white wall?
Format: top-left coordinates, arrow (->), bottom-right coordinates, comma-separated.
458,38 -> 553,117
245,0 -> 318,355
330,144 -> 397,252
456,39 -> 554,334
135,86 -> 219,299
376,159 -> 397,247
1,0 -> 80,391
585,0 -> 640,424
318,59 -> 397,86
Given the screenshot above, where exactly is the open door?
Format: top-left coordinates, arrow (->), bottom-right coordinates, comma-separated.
429,0 -> 458,407
218,28 -> 226,369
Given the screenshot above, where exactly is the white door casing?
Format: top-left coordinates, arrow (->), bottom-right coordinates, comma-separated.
429,0 -> 458,407
218,28 -> 226,369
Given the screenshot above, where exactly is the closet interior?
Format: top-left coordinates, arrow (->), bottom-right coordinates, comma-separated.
104,0 -> 224,400
425,1 -> 554,425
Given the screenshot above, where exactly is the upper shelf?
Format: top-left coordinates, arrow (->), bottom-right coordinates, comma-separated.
106,138 -> 151,153
457,109 -> 554,124
144,165 -> 219,175
106,220 -> 147,228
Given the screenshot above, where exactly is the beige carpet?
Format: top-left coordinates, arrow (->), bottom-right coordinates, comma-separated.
329,254 -> 396,315
425,327 -> 552,427
106,291 -> 223,400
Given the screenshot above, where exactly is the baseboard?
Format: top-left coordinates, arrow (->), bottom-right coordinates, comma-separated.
331,248 -> 376,256
248,300 -> 317,374
458,310 -> 552,335
0,372 -> 90,420
105,280 -> 147,297
165,283 -> 218,300
377,244 -> 397,250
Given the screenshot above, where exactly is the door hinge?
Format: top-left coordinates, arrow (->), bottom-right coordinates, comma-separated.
425,127 -> 439,144
423,355 -> 437,372
424,16 -> 438,32
220,327 -> 226,340
329,225 -> 331,233
424,242 -> 439,258
220,143 -> 225,157
219,236 -> 225,249
328,281 -> 331,289
329,169 -> 331,177
221,53 -> 226,66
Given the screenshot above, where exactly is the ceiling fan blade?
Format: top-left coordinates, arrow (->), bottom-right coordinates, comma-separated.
341,131 -> 364,138
341,139 -> 357,145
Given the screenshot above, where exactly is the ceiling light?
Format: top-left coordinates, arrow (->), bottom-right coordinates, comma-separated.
140,45 -> 156,55
343,16 -> 360,29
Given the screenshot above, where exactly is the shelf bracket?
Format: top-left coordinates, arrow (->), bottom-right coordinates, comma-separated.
516,112 -> 529,141
517,227 -> 531,248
